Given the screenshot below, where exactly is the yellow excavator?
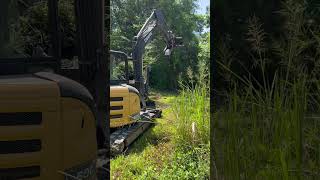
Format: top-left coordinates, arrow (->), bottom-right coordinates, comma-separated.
0,0 -> 108,179
109,9 -> 182,155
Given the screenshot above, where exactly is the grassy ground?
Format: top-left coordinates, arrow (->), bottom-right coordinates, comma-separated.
110,90 -> 210,180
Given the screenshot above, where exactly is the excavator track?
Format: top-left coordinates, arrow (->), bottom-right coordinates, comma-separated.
110,108 -> 162,156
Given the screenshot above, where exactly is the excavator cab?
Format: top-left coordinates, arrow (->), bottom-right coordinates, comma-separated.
110,50 -> 129,84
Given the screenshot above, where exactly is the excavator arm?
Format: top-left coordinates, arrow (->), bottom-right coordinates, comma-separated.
131,9 -> 182,104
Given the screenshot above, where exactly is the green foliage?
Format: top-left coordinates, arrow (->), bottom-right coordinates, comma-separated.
198,32 -> 210,65
0,0 -> 24,57
159,145 -> 210,179
111,145 -> 209,180
19,1 -> 49,55
214,0 -> 320,92
0,0 -> 75,57
57,0 -> 76,51
149,60 -> 171,90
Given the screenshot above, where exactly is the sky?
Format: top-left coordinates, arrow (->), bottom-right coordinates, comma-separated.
196,0 -> 210,15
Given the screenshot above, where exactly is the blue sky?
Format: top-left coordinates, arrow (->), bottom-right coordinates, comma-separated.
196,0 -> 210,15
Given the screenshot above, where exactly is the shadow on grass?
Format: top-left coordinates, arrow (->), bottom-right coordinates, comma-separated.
124,123 -> 171,155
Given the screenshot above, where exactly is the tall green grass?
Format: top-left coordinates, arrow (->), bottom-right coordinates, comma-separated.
165,88 -> 210,179
214,1 -> 320,179
164,59 -> 210,179
173,57 -> 210,147
172,84 -> 210,147
215,76 -> 313,179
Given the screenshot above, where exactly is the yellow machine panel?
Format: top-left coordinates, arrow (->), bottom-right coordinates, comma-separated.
0,74 -> 97,179
61,98 -> 97,179
110,85 -> 141,128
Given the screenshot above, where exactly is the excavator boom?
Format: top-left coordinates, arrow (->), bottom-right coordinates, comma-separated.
131,9 -> 182,103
